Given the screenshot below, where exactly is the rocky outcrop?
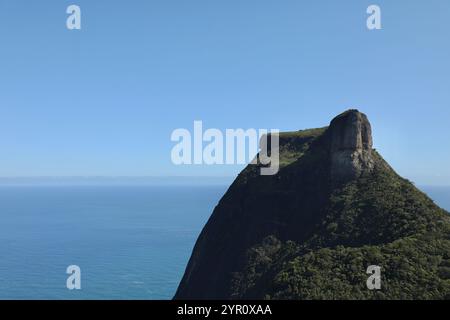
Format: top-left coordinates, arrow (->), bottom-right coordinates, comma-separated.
328,109 -> 374,182
174,109 -> 450,300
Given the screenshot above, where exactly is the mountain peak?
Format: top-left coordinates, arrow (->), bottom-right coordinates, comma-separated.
329,109 -> 372,150
328,109 -> 374,182
175,109 -> 450,300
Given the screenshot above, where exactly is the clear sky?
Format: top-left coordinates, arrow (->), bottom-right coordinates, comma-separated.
0,1 -> 449,184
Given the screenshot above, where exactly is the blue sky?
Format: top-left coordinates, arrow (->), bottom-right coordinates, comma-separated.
0,1 -> 449,184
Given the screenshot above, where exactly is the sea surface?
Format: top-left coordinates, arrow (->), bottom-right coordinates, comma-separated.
0,185 -> 227,299
0,184 -> 448,300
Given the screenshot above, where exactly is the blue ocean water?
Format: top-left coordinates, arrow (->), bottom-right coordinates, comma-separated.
0,185 -> 227,299
421,186 -> 450,212
0,184 -> 448,300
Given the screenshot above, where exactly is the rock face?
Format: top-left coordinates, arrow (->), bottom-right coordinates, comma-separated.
174,109 -> 450,300
328,109 -> 374,182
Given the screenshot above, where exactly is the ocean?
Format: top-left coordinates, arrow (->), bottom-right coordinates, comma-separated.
0,185 -> 227,299
0,184 -> 448,300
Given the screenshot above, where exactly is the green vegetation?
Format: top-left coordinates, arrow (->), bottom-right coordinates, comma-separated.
230,138 -> 450,300
277,127 -> 328,168
273,233 -> 450,299
175,111 -> 450,300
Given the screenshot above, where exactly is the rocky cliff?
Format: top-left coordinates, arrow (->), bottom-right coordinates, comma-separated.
329,109 -> 374,182
175,109 -> 450,300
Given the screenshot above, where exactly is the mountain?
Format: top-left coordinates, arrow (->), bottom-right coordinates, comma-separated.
174,109 -> 450,300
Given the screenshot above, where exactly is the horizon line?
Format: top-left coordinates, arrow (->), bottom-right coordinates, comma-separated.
0,176 -> 448,187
